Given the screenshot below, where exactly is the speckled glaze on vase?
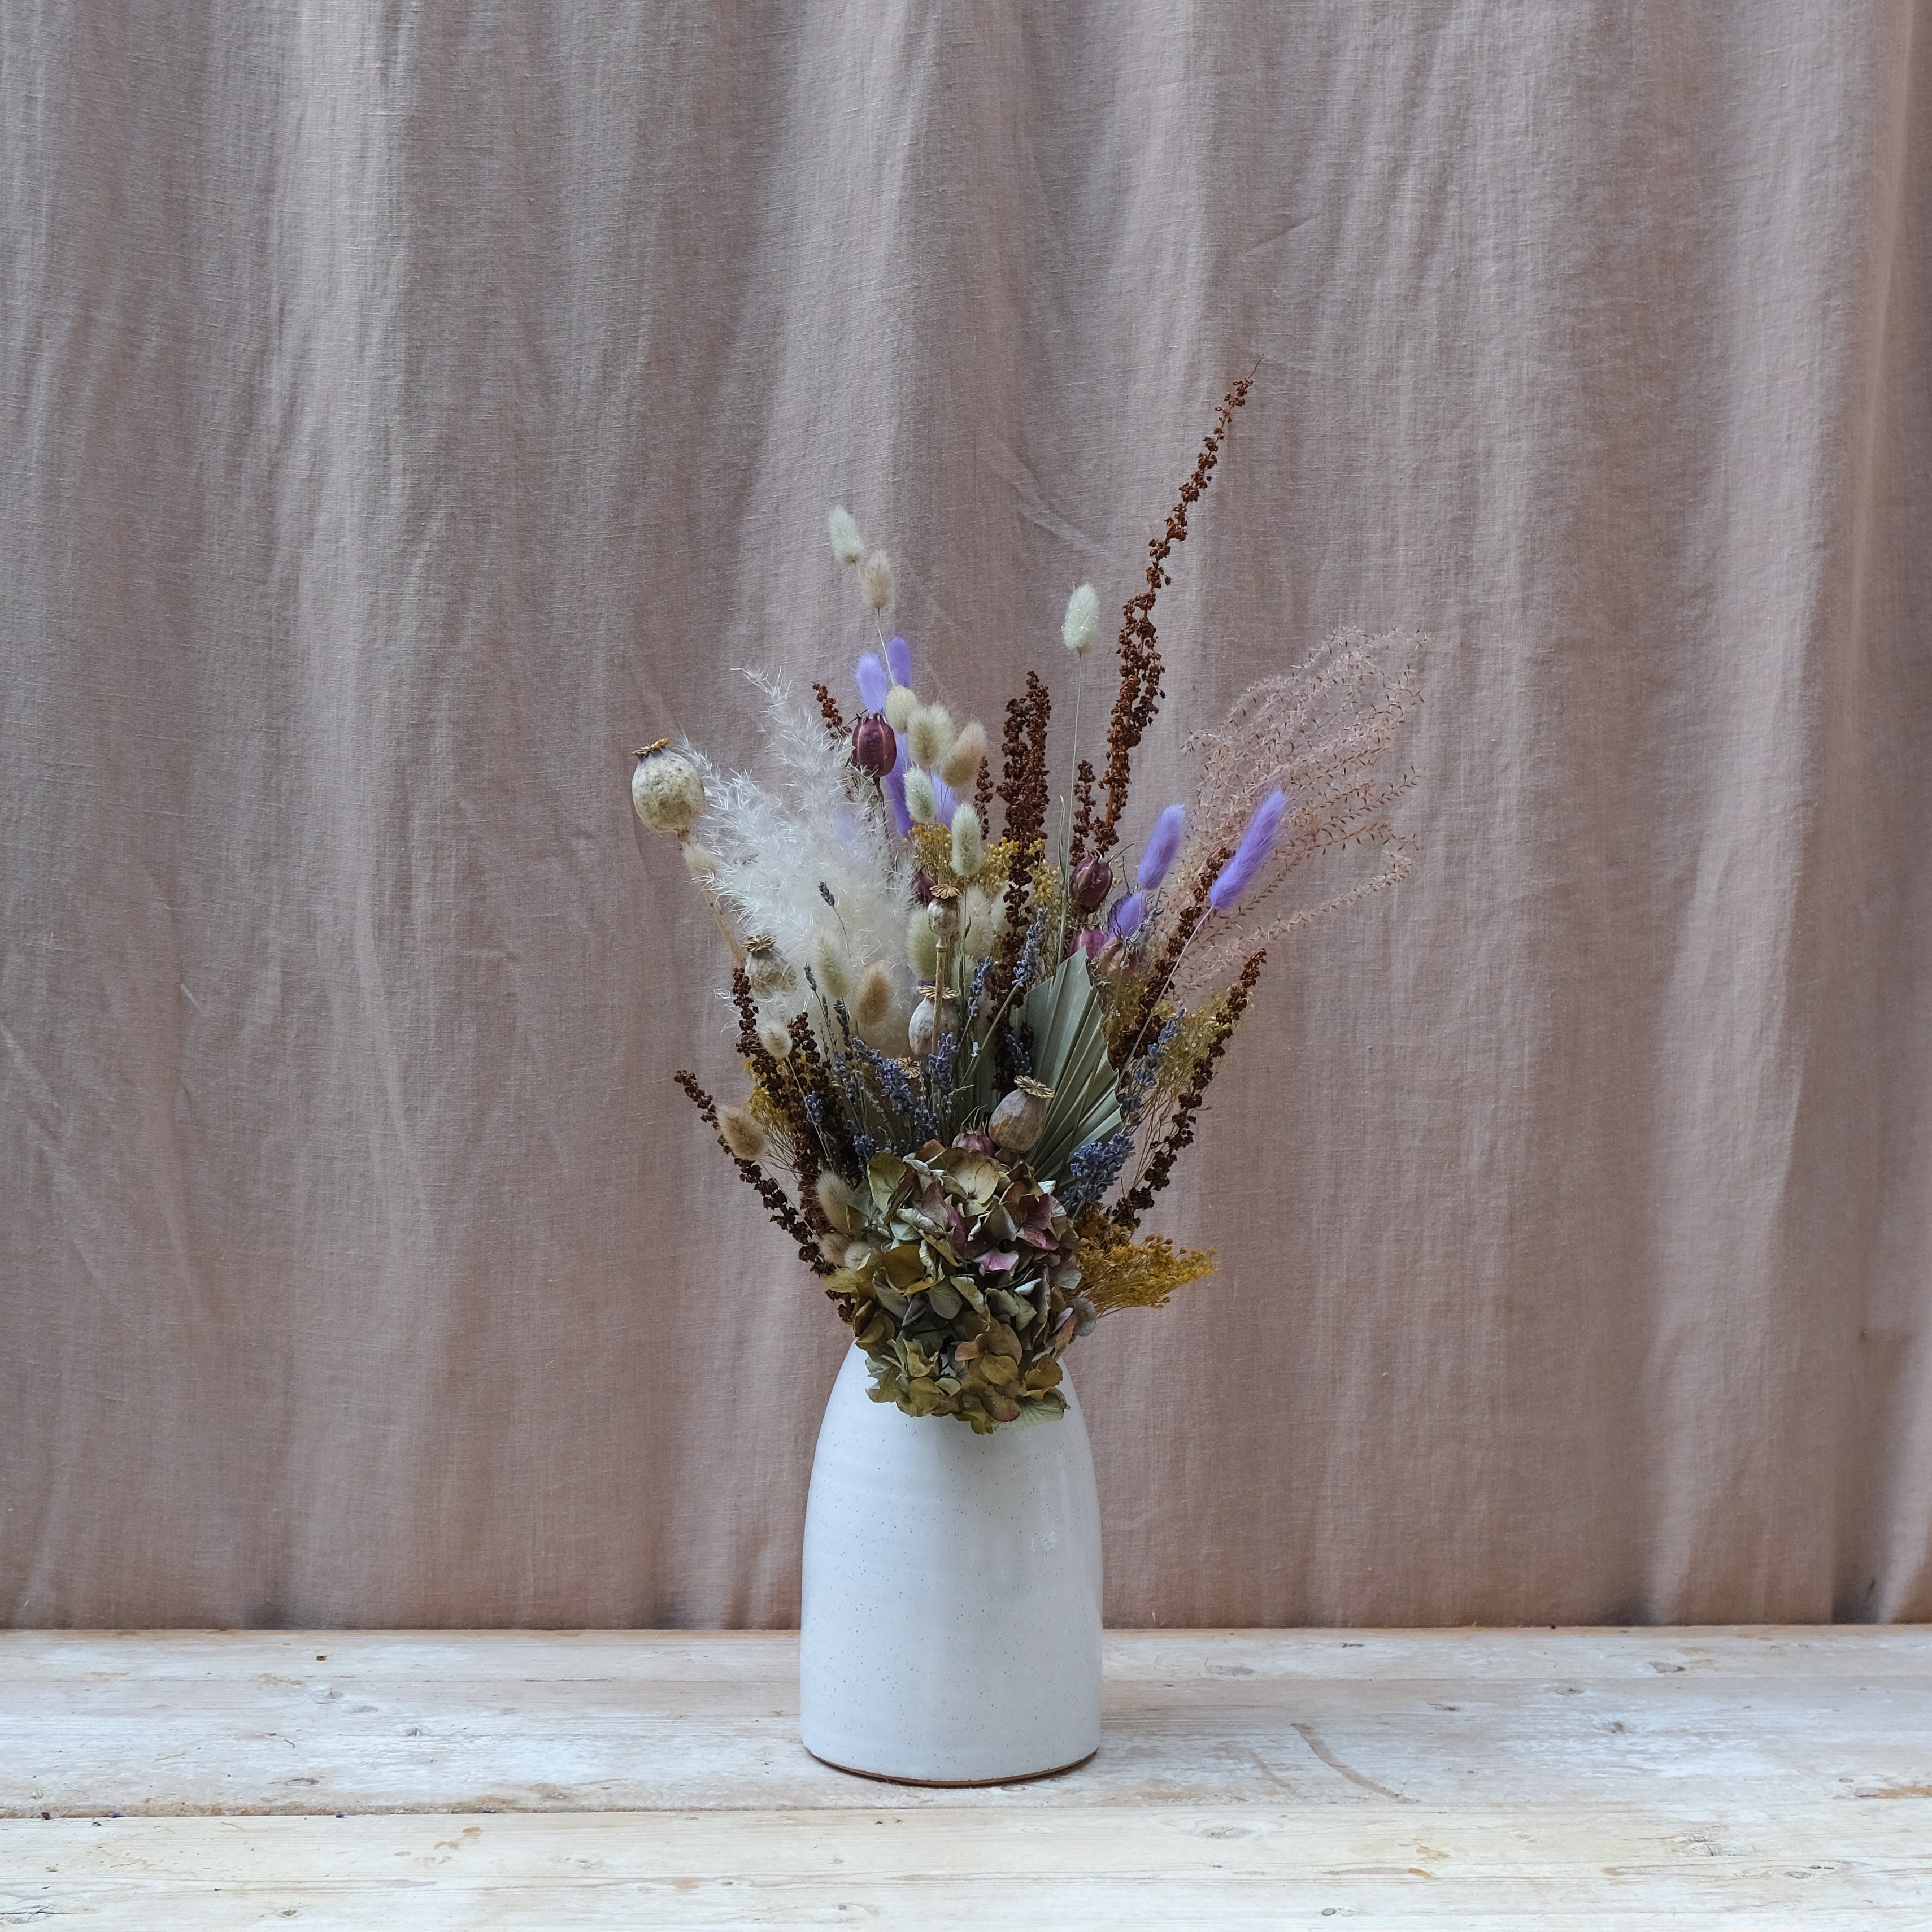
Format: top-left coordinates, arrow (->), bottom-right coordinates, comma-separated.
800,1343 -> 1103,1785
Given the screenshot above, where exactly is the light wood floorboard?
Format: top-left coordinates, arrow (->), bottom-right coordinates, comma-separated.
2,1627 -> 1926,1926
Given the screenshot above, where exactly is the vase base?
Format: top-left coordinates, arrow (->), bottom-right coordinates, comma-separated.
803,1744 -> 1098,1789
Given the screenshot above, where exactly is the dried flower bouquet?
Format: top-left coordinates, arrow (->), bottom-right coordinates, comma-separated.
634,382 -> 1422,1431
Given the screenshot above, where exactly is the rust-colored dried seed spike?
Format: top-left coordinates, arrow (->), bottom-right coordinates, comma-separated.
1094,378 -> 1252,857
1112,949 -> 1265,1232
811,682 -> 846,741
675,1069 -> 833,1273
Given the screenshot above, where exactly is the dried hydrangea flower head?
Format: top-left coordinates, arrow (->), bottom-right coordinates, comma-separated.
631,739 -> 706,836
989,1075 -> 1054,1152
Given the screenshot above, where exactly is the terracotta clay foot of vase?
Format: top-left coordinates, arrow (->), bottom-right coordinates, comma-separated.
799,1344 -> 1104,1786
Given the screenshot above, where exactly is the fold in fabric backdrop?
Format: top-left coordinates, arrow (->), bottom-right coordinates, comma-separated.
2,3 -> 1927,1628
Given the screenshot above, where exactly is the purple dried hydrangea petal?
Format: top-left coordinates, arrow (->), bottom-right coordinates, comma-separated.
1108,890 -> 1146,938
882,733 -> 912,835
855,652 -> 890,712
1208,789 -> 1287,912
1137,803 -> 1186,889
886,636 -> 912,687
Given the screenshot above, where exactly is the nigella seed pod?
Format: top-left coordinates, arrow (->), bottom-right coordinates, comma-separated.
851,714 -> 895,776
912,870 -> 935,906
1069,853 -> 1113,911
987,1076 -> 1054,1154
743,934 -> 795,1000
631,739 -> 707,835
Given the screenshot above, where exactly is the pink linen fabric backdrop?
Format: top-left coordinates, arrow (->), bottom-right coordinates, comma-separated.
3,2 -> 1927,1628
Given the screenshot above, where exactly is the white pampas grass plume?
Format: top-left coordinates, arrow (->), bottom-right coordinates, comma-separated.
950,802 -> 984,878
907,704 -> 955,771
904,767 -> 939,824
816,1170 -> 864,1234
719,1106 -> 767,1161
632,745 -> 707,834
855,961 -> 894,1030
1062,582 -> 1100,657
682,840 -> 717,880
813,935 -> 852,1001
860,550 -> 894,613
939,720 -> 986,790
885,685 -> 917,732
756,1016 -> 793,1060
828,506 -> 864,567
678,672 -> 916,1043
906,910 -> 938,978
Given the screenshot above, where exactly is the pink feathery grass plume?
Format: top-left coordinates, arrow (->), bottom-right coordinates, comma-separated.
1137,804 -> 1186,889
855,653 -> 890,712
886,636 -> 912,686
1209,790 -> 1287,911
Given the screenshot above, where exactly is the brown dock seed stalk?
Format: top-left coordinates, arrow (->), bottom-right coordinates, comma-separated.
811,681 -> 846,741
1094,378 -> 1252,856
1113,948 -> 1265,1231
674,1069 -> 833,1273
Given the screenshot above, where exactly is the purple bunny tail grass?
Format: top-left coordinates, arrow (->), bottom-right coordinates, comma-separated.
1108,890 -> 1147,939
930,774 -> 959,824
886,636 -> 912,687
1209,790 -> 1287,911
1137,803 -> 1187,890
883,733 -> 912,834
855,652 -> 890,713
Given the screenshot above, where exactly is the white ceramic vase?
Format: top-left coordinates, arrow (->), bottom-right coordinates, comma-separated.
799,1343 -> 1103,1785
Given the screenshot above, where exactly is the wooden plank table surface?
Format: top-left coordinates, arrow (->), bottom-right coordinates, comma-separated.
2,1627 -> 1927,1926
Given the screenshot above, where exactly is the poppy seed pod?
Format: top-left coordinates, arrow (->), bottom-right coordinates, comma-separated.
631,739 -> 707,835
1069,853 -> 1113,911
851,714 -> 895,776
927,885 -> 961,943
988,1076 -> 1054,1154
908,982 -> 959,1059
743,934 -> 794,1000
